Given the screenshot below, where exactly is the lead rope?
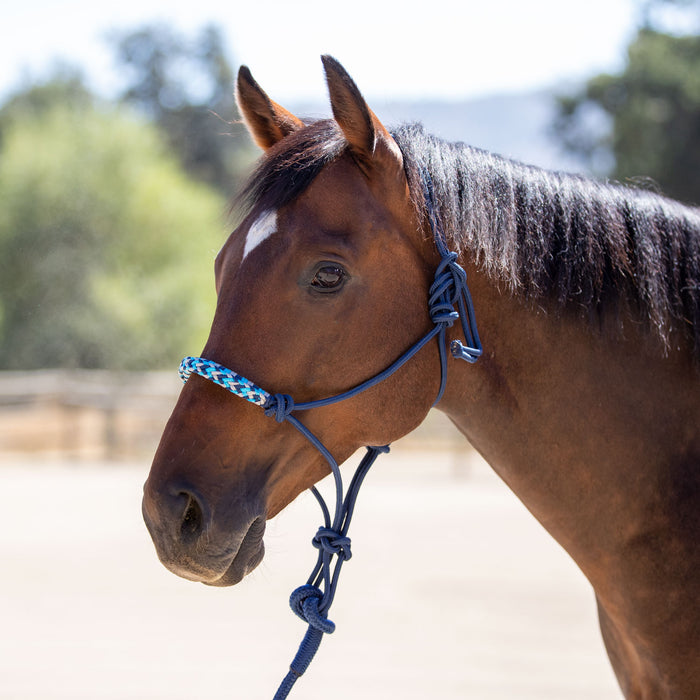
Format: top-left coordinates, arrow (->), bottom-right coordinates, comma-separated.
178,169 -> 482,699
272,444 -> 388,699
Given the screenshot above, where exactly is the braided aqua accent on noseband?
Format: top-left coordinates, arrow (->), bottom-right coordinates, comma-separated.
177,170 -> 482,699
179,357 -> 271,406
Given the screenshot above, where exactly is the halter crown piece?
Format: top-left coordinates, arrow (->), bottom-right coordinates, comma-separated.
178,169 -> 482,699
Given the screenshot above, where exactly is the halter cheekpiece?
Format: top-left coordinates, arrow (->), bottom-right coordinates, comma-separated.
178,170 -> 482,698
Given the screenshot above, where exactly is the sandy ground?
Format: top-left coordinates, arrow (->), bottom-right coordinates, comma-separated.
1,448 -> 621,700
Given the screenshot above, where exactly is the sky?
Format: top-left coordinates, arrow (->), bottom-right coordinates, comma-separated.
2,0 -> 640,105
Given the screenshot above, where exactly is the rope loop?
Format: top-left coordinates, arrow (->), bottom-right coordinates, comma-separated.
312,527 -> 352,561
264,393 -> 295,422
289,585 -> 336,634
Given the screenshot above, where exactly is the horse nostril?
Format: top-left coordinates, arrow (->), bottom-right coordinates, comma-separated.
180,493 -> 204,541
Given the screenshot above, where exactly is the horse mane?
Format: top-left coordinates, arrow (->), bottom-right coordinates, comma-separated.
394,124 -> 700,356
237,119 -> 700,356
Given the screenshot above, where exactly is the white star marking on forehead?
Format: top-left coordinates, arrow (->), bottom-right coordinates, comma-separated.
242,209 -> 278,262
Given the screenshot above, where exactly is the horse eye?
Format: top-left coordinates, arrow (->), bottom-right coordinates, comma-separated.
311,265 -> 346,290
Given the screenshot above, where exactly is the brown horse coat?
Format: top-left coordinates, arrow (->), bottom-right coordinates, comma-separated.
144,57 -> 700,698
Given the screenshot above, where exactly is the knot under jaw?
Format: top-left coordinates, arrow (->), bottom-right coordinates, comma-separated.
264,393 -> 296,422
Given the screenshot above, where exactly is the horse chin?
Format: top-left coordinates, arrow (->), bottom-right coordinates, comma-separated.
204,518 -> 266,587
148,513 -> 267,588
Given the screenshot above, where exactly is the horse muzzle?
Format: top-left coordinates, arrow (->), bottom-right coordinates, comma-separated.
141,480 -> 266,587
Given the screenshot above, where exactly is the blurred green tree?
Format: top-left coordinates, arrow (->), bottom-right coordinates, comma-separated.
110,23 -> 254,193
553,0 -> 700,205
0,66 -> 92,135
0,85 -> 226,369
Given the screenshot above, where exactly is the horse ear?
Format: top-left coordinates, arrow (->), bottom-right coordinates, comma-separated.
321,55 -> 403,174
236,65 -> 304,150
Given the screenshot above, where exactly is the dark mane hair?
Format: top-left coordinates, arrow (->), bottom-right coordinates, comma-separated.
395,124 -> 700,354
238,120 -> 346,214
238,120 -> 700,355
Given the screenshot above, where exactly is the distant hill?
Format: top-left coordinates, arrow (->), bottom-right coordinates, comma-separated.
289,88 -> 588,176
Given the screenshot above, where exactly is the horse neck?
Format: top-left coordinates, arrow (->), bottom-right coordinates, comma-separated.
437,247 -> 700,578
422,142 -> 700,541
410,131 -> 700,692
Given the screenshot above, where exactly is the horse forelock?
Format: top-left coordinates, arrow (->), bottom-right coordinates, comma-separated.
236,119 -> 348,218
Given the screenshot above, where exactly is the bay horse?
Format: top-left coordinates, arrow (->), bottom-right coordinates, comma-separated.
143,56 -> 700,698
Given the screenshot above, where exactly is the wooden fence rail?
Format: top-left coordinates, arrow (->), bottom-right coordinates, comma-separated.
0,370 -> 180,459
0,371 -> 470,469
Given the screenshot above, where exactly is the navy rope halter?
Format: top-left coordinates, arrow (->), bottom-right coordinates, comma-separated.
178,171 -> 482,698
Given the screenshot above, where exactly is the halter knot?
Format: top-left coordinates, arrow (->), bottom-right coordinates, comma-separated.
264,393 -> 295,422
312,527 -> 352,561
429,303 -> 460,327
429,252 -> 466,326
426,250 -> 482,366
289,584 -> 336,634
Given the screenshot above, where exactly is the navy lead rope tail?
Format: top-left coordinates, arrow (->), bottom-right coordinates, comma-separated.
178,172 -> 481,699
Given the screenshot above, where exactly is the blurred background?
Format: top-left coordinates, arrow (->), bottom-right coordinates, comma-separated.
1,0 -> 698,698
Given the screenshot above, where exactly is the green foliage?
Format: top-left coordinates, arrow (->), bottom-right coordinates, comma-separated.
0,97 -> 226,369
110,23 -> 255,193
554,1 -> 700,205
0,66 -> 92,133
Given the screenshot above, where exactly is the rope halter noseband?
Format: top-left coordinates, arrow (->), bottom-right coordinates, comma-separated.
178,170 -> 482,699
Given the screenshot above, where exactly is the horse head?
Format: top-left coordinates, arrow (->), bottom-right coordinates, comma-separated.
142,57 -> 443,586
